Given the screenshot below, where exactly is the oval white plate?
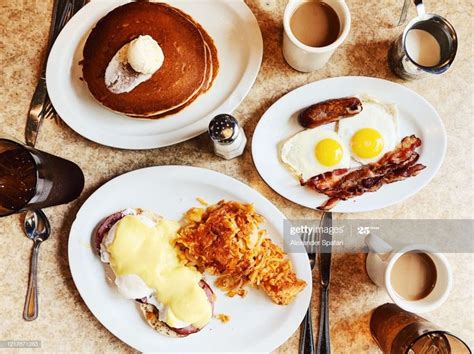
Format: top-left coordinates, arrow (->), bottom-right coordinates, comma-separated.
69,166 -> 312,352
252,76 -> 447,213
47,0 -> 263,149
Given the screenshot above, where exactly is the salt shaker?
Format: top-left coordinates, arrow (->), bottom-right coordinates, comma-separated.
208,114 -> 247,160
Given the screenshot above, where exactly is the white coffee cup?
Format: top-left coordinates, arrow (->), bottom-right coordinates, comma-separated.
282,0 -> 351,72
365,234 -> 452,313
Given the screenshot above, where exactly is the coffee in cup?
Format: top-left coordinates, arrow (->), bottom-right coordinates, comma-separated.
290,1 -> 340,48
390,251 -> 437,301
365,234 -> 452,313
282,0 -> 351,72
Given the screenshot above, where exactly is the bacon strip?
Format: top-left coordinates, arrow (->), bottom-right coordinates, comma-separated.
302,135 -> 426,210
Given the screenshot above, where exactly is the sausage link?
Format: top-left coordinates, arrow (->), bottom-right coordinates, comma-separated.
298,97 -> 363,128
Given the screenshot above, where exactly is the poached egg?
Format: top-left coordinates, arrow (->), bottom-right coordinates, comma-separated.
100,210 -> 212,329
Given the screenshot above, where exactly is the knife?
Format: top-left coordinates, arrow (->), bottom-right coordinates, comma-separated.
299,227 -> 317,354
25,0 -> 86,147
316,212 -> 333,354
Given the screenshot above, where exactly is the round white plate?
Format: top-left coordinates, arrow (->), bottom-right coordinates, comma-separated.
252,76 -> 447,213
69,166 -> 312,352
47,0 -> 263,149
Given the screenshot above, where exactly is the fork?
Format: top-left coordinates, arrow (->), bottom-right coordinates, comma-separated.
25,0 -> 88,146
299,227 -> 317,354
43,0 -> 87,123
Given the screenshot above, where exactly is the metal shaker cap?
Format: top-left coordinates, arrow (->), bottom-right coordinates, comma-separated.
208,114 -> 240,145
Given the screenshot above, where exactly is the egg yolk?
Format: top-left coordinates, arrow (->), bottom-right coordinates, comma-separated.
351,128 -> 384,159
315,138 -> 344,167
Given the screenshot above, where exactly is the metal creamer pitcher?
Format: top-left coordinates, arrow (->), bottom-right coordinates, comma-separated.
389,0 -> 457,80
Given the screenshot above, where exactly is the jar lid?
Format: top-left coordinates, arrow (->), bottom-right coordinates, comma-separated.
208,114 -> 240,144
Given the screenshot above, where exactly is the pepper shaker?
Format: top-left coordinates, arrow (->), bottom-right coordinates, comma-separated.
208,114 -> 247,160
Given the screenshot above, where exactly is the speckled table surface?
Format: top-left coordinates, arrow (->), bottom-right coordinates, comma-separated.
0,0 -> 473,353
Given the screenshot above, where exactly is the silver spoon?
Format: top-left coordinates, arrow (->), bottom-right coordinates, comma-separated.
23,209 -> 51,321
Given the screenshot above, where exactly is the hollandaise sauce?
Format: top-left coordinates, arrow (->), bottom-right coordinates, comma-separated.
107,215 -> 212,328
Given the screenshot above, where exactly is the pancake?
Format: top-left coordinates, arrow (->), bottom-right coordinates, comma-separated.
136,5 -> 220,119
149,35 -> 219,119
170,6 -> 219,91
147,6 -> 219,119
82,2 -> 218,119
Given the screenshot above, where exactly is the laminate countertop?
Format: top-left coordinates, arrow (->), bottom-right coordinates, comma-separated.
0,0 -> 472,353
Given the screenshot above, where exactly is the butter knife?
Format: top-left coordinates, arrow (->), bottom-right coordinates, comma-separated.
316,212 -> 332,354
25,0 -> 85,147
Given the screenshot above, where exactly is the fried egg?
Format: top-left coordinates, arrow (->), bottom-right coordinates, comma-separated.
280,129 -> 350,181
337,96 -> 399,165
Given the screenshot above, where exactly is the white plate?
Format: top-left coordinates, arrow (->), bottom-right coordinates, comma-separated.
47,0 -> 263,149
252,76 -> 447,213
69,166 -> 312,352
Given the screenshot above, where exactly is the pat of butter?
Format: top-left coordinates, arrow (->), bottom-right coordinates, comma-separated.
107,215 -> 212,329
127,35 -> 164,75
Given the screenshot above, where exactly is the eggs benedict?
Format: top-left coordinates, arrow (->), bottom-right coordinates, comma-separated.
95,208 -> 215,337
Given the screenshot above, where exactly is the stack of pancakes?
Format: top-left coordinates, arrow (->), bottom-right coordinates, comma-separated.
82,2 -> 218,119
